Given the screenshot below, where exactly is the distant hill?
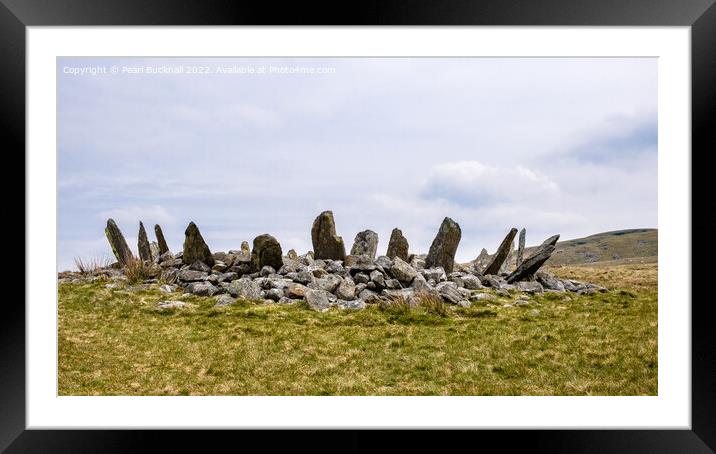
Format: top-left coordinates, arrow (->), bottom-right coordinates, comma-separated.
524,228 -> 657,266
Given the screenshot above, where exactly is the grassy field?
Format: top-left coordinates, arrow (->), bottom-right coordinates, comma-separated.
58,263 -> 657,396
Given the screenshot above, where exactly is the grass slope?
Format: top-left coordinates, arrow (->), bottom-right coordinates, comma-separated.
58,263 -> 657,396
524,229 -> 658,266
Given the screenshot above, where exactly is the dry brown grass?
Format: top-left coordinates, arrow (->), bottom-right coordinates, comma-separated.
124,257 -> 151,284
73,256 -> 111,275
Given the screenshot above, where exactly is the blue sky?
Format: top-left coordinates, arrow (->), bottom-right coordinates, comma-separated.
58,57 -> 657,271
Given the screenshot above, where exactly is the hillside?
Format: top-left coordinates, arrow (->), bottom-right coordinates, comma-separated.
525,228 -> 657,266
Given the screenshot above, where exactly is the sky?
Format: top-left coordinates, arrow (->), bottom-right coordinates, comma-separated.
57,57 -> 657,271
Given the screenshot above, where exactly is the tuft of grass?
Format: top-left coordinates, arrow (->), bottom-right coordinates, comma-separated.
74,256 -> 110,275
58,263 -> 658,396
419,294 -> 449,317
124,257 -> 151,284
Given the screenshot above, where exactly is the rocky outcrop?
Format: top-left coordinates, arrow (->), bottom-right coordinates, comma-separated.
350,230 -> 379,259
251,234 -> 283,271
137,222 -> 152,262
506,234 -> 560,283
425,217 -> 461,274
104,218 -> 133,266
155,224 -> 170,255
311,211 -> 346,260
483,228 -> 518,276
182,222 -> 215,267
386,228 -> 409,261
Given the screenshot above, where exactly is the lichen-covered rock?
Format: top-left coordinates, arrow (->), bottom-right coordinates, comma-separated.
350,229 -> 379,259
389,257 -> 418,284
516,281 -> 544,294
304,288 -> 332,312
335,279 -> 357,300
228,278 -> 262,300
105,218 -> 134,266
186,281 -> 219,296
251,234 -> 283,272
182,222 -> 214,267
425,217 -> 461,274
311,211 -> 346,260
436,281 -> 463,304
386,228 -> 409,261
214,294 -> 236,307
176,269 -> 208,282
155,224 -> 170,255
483,228 -> 518,275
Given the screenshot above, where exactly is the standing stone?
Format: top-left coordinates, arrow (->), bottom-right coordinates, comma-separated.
311,211 -> 346,260
516,228 -> 526,268
251,234 -> 283,271
287,249 -> 298,260
386,228 -> 409,261
241,241 -> 250,253
425,217 -> 462,274
500,240 -> 515,274
506,234 -> 560,283
155,224 -> 170,254
350,230 -> 379,259
182,221 -> 215,267
104,218 -> 133,266
483,228 -> 518,276
137,221 -> 152,262
149,241 -> 160,261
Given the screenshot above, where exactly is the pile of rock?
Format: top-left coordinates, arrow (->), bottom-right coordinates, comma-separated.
93,211 -> 606,311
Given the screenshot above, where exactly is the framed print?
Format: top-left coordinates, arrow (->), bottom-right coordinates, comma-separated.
7,0 -> 716,451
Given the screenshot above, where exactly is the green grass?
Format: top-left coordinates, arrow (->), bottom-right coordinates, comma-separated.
58,264 -> 657,396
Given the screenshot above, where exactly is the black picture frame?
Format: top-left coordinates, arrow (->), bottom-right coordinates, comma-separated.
5,0 -> 714,451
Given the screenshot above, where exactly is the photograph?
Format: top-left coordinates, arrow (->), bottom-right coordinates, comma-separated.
56,56 -> 658,397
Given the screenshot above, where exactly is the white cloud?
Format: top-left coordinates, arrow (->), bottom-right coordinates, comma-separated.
420,161 -> 559,208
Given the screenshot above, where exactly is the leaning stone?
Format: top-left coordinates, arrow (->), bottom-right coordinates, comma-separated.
350,229 -> 379,259
516,228 -> 526,268
506,235 -> 560,283
105,218 -> 134,266
483,228 -> 518,276
155,224 -> 170,255
389,257 -> 418,284
386,228 -> 409,261
182,222 -> 215,266
500,240 -> 515,274
228,278 -> 262,300
304,289 -> 332,312
251,234 -> 283,272
311,211 -> 346,260
425,217 -> 462,274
